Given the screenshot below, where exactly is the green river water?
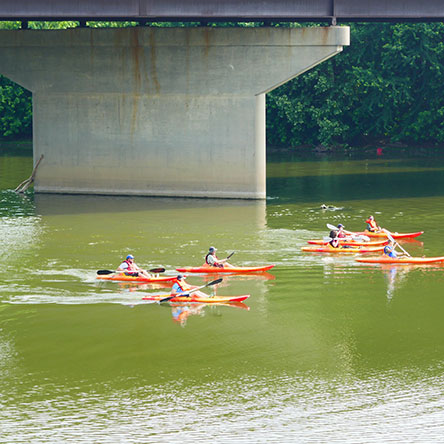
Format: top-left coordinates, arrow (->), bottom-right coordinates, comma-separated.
1,150 -> 444,442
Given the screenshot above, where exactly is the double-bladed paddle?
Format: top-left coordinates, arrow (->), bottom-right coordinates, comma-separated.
97,267 -> 166,275
223,252 -> 235,262
159,278 -> 223,303
382,229 -> 411,257
326,223 -> 370,242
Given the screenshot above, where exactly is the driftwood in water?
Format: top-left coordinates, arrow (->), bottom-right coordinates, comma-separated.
14,154 -> 44,193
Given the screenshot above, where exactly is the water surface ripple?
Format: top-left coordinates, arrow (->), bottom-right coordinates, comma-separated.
2,153 -> 444,442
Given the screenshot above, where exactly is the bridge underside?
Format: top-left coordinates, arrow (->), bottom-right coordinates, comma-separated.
1,0 -> 444,22
0,27 -> 349,199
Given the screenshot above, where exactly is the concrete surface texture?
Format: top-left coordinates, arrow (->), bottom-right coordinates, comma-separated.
0,26 -> 349,198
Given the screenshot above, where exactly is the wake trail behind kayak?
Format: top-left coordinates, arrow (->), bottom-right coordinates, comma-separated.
3,293 -> 157,306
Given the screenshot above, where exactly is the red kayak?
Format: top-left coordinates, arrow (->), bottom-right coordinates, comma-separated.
307,239 -> 388,247
176,264 -> 275,274
356,256 -> 444,265
142,294 -> 250,303
97,274 -> 177,283
170,301 -> 250,310
302,245 -> 385,254
352,230 -> 424,239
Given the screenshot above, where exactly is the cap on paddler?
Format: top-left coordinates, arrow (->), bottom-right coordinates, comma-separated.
209,246 -> 217,252
337,224 -> 344,228
176,274 -> 184,280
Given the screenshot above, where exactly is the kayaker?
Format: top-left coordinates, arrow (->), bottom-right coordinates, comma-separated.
383,241 -> 398,258
366,215 -> 381,232
117,254 -> 151,279
328,230 -> 340,248
170,274 -> 204,297
205,247 -> 233,268
337,224 -> 348,239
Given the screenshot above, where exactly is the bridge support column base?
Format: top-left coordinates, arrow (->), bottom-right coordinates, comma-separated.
0,27 -> 349,199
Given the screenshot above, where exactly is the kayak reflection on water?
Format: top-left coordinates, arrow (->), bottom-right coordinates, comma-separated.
171,303 -> 205,327
117,282 -> 171,292
201,272 -> 275,285
382,265 -> 409,302
170,302 -> 250,327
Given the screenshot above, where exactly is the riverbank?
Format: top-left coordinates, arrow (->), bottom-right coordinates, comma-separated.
267,141 -> 444,160
3,138 -> 444,161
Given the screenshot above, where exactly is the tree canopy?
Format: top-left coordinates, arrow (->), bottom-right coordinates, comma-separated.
266,23 -> 444,149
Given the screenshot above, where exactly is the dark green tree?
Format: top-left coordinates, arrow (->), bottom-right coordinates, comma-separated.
266,23 -> 444,148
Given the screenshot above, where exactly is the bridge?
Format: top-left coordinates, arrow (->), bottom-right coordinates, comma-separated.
2,0 -> 444,22
0,2 -> 441,199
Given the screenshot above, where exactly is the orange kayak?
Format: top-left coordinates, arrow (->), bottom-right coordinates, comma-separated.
176,264 -> 275,274
97,274 -> 177,283
302,245 -> 385,254
142,294 -> 250,303
356,256 -> 444,264
170,301 -> 250,310
352,230 -> 424,239
307,239 -> 388,247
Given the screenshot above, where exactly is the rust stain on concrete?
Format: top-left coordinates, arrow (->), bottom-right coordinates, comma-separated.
131,28 -> 142,92
89,29 -> 94,68
203,28 -> 210,59
149,30 -> 160,94
113,28 -> 125,47
184,29 -> 191,94
319,27 -> 330,46
130,28 -> 142,138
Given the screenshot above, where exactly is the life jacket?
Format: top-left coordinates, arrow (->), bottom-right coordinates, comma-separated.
384,245 -> 397,258
174,280 -> 193,293
337,231 -> 346,239
205,253 -> 223,267
123,259 -> 137,275
366,219 -> 378,231
329,239 -> 340,248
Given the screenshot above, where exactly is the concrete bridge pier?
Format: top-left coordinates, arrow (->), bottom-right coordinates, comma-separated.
0,26 -> 349,199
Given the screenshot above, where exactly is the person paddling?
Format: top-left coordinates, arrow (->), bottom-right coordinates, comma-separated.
170,274 -> 205,298
336,224 -> 349,239
117,254 -> 151,279
366,215 -> 381,232
205,247 -> 233,268
383,240 -> 399,258
328,230 -> 340,248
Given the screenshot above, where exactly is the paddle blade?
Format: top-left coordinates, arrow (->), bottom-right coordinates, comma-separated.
149,267 -> 165,274
207,278 -> 223,287
327,223 -> 338,231
354,235 -> 370,242
159,295 -> 175,303
382,229 -> 395,243
97,270 -> 115,275
226,252 -> 235,260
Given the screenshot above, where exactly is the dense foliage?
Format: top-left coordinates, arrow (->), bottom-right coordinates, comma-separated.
0,76 -> 32,139
266,23 -> 444,148
1,22 -> 444,147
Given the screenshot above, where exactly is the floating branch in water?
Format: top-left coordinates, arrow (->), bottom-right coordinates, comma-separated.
14,154 -> 44,193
